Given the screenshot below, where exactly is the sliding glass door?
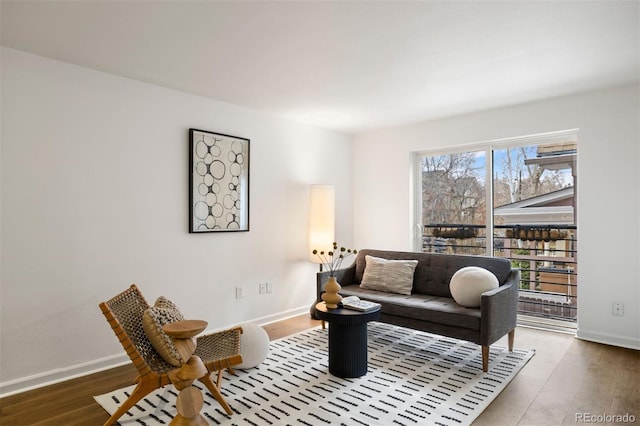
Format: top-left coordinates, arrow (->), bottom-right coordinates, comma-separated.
416,132 -> 578,326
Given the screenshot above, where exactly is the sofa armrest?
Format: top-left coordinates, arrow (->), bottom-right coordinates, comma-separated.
316,264 -> 356,299
480,269 -> 520,345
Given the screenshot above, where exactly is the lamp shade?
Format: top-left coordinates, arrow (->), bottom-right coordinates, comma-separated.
309,185 -> 335,263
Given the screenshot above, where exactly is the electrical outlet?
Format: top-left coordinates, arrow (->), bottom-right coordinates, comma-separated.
612,302 -> 624,316
259,282 -> 267,294
266,282 -> 273,293
235,286 -> 243,299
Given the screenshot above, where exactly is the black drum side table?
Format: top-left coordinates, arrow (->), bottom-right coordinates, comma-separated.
314,302 -> 381,378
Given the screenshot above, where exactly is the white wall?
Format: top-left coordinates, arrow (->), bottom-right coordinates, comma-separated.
0,48 -> 353,394
352,85 -> 640,350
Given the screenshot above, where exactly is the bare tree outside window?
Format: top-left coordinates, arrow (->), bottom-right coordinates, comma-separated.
421,152 -> 486,226
494,146 -> 573,210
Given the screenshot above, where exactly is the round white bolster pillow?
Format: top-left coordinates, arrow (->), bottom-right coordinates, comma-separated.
449,266 -> 499,308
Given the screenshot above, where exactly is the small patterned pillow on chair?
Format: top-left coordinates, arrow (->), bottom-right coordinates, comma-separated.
143,297 -> 193,366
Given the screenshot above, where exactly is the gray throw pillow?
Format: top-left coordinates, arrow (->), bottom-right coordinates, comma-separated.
359,255 -> 418,295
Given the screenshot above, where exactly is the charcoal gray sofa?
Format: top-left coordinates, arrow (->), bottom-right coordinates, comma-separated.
313,249 -> 520,372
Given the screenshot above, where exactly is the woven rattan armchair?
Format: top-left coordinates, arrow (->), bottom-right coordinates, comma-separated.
99,284 -> 243,426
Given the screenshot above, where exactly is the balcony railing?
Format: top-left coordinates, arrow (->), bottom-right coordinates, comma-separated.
423,223 -> 578,323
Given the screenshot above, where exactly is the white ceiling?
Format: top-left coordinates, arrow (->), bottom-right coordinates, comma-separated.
2,1 -> 638,134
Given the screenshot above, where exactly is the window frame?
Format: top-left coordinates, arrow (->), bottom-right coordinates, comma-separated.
411,129 -> 579,253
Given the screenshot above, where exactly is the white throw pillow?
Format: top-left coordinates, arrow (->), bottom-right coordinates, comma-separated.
449,266 -> 499,308
360,255 -> 418,295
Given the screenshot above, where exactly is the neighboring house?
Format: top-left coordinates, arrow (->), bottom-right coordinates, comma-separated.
422,170 -> 485,225
494,186 -> 574,225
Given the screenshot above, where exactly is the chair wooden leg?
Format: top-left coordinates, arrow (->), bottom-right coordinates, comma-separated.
103,378 -> 159,426
199,373 -> 233,415
216,369 -> 224,388
482,345 -> 489,372
508,329 -> 515,352
321,320 -> 326,329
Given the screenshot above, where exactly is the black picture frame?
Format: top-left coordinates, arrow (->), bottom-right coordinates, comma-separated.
189,128 -> 250,233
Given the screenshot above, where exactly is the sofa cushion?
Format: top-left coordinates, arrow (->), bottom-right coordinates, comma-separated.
353,249 -> 512,297
340,285 -> 481,331
449,266 -> 499,307
359,255 -> 418,295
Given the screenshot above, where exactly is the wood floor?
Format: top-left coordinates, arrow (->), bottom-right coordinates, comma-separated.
1,314 -> 637,425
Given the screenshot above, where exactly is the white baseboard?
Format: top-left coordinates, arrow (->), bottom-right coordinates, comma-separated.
0,305 -> 311,398
254,306 -> 310,327
576,329 -> 640,350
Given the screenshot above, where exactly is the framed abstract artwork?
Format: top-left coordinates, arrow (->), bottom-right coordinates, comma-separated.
189,129 -> 250,233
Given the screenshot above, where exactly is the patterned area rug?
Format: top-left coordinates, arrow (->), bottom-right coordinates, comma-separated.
95,322 -> 534,425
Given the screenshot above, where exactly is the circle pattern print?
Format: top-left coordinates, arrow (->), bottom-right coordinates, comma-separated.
190,130 -> 249,232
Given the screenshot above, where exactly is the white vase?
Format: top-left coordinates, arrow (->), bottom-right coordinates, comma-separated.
321,276 -> 342,309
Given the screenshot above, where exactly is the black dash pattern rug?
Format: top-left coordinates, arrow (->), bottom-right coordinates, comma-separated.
95,322 -> 534,426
